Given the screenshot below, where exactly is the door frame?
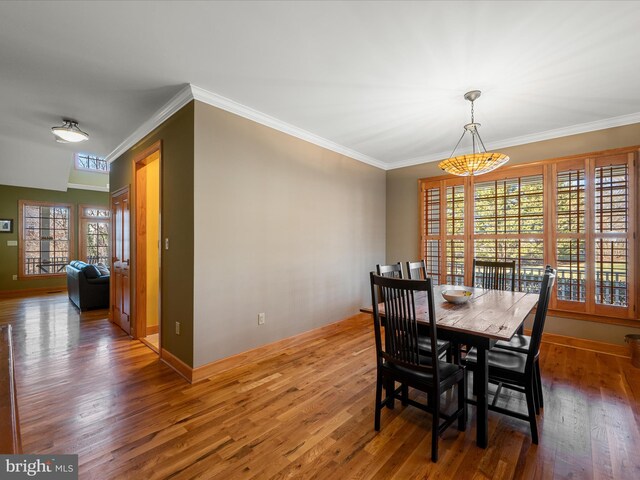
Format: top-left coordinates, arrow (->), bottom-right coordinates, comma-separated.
132,141 -> 163,352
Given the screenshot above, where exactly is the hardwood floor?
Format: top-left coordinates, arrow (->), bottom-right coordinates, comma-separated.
1,293 -> 639,479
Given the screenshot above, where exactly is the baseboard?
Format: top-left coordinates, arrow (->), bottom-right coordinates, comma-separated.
146,324 -> 159,335
191,313 -> 368,383
160,348 -> 193,382
0,286 -> 67,299
528,329 -> 631,358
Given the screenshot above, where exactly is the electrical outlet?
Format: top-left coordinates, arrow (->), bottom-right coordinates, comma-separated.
258,313 -> 265,325
175,321 -> 181,335
12,275 -> 17,281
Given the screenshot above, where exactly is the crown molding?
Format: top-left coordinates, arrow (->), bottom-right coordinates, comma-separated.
105,83 -> 387,169
388,111 -> 640,170
189,85 -> 387,169
106,82 -> 640,172
67,182 -> 109,192
106,84 -> 194,163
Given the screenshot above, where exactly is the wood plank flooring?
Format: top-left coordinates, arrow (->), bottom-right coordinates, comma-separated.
1,293 -> 639,479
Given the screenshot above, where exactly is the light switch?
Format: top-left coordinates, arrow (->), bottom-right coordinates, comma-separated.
7,240 -> 17,247
165,238 -> 169,250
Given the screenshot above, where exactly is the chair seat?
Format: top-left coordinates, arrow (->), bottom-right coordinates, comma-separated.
417,337 -> 451,355
384,356 -> 463,387
464,347 -> 527,376
495,334 -> 531,353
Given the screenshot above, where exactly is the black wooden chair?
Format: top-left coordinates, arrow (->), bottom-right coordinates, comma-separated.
370,273 -> 466,462
473,259 -> 516,291
463,269 -> 555,444
406,260 -> 427,280
376,263 -> 451,360
473,259 -> 520,337
406,259 -> 454,362
494,265 -> 554,410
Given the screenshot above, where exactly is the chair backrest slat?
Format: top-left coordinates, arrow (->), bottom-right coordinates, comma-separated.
370,273 -> 439,380
473,259 -> 516,291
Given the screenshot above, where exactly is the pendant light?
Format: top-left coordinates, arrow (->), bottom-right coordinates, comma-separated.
438,90 -> 508,176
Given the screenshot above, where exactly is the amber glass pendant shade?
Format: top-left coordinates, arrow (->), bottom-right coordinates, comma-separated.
438,152 -> 509,177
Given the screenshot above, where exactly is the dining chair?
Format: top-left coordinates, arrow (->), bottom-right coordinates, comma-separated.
369,273 -> 466,462
493,265 -> 554,410
406,260 -> 427,280
376,262 -> 404,278
473,259 -> 516,291
462,269 -> 555,444
473,259 -> 521,335
406,259 -> 455,362
376,263 -> 451,360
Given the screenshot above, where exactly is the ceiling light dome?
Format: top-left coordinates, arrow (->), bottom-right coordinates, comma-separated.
51,119 -> 89,143
438,90 -> 508,176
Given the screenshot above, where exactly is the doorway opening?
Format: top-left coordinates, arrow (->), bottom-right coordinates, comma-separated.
134,144 -> 161,353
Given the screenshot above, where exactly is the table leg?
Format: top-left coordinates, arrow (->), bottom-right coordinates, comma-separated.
476,346 -> 489,448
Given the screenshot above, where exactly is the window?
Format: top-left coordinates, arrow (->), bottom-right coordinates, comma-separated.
445,185 -> 465,285
474,174 -> 545,293
556,167 -> 586,303
75,153 -> 109,173
79,205 -> 110,265
419,148 -> 638,321
594,162 -> 629,308
420,180 -> 465,286
422,185 -> 441,284
19,201 -> 74,277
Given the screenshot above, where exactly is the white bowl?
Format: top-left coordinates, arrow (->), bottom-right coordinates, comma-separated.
441,288 -> 473,304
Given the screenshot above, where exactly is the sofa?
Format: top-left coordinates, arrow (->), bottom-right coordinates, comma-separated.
66,261 -> 110,311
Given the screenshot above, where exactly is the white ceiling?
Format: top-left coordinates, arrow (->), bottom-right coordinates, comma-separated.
1,1 -> 640,190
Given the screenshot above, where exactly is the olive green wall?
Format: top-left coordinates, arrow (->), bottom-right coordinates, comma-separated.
386,122 -> 640,345
0,185 -> 108,291
110,101 -> 195,367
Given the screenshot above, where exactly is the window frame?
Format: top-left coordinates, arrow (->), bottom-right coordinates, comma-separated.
78,204 -> 111,265
419,146 -> 638,323
18,200 -> 75,279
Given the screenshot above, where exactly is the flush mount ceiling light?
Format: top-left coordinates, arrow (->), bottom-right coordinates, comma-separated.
438,90 -> 509,176
51,119 -> 89,143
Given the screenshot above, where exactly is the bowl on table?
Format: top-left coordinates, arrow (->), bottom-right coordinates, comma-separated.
441,287 -> 473,304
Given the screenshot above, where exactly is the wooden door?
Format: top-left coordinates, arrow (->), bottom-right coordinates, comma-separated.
111,187 -> 131,335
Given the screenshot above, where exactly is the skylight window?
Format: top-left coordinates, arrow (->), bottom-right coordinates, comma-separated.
75,153 -> 109,173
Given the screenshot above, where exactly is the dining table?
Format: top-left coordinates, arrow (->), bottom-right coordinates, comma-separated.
361,284 -> 539,448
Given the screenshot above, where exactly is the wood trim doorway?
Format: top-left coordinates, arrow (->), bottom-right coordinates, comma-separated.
133,141 -> 162,354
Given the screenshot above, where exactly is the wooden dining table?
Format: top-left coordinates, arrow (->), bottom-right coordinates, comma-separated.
361,284 -> 539,448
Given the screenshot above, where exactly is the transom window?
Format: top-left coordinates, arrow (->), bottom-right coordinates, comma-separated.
19,201 -> 74,277
75,153 -> 109,173
419,148 -> 638,321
